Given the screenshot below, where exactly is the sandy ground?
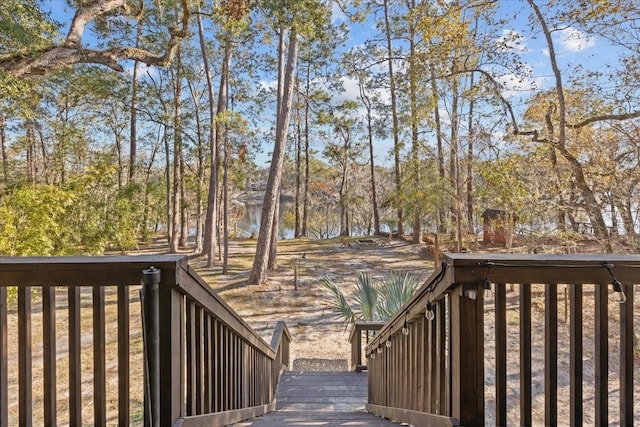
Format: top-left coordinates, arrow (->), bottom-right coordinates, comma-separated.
196,237 -> 434,365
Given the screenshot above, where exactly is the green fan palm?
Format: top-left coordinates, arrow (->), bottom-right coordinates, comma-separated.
320,271 -> 419,325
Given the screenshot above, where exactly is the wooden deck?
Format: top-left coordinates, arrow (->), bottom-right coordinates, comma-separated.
230,371 -> 401,426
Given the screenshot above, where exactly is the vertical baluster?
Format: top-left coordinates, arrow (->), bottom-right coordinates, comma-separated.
620,283 -> 634,426
253,347 -> 257,406
232,331 -> 237,409
436,298 -> 447,416
117,285 -> 130,426
0,287 -> 7,426
203,315 -> 211,413
215,320 -> 224,412
238,338 -> 244,408
42,286 -> 56,426
93,286 -> 106,426
393,330 -> 398,408
243,342 -> 248,409
407,327 -> 412,409
195,306 -> 203,415
388,332 -> 392,406
445,295 -> 452,416
545,283 -> 558,426
68,287 -> 82,426
186,301 -> 195,415
594,284 -> 608,423
224,327 -> 229,410
429,312 -> 437,412
520,283 -> 532,426
416,317 -> 425,412
495,283 -> 507,426
425,314 -> 433,412
18,287 -> 32,427
569,284 -> 583,426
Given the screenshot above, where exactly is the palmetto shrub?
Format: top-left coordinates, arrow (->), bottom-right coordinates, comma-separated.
320,271 -> 420,325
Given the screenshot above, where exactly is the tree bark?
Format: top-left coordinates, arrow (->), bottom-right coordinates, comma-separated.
383,0 -> 403,236
218,34 -> 233,270
198,3 -> 219,268
431,64 -> 447,234
268,28 -> 286,271
169,47 -> 183,253
128,13 -> 142,183
1,113 -> 8,184
248,28 -> 298,285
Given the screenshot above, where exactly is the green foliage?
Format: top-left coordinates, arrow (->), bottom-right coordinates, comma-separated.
320,271 -> 420,325
0,162 -> 153,256
0,0 -> 59,56
0,184 -> 75,255
377,271 -> 420,320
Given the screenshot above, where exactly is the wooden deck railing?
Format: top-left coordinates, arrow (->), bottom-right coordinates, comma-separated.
0,256 -> 290,427
365,253 -> 639,426
349,321 -> 385,371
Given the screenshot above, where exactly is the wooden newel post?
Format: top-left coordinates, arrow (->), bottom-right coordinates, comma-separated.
142,266 -> 161,427
450,283 -> 485,426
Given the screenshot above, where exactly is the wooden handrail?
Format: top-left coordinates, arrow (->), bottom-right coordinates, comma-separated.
365,253 -> 639,426
0,256 -> 291,427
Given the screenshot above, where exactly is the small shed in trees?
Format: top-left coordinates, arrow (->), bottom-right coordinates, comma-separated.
482,209 -> 516,246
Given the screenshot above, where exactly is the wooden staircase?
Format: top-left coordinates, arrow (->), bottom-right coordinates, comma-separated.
230,371 -> 402,426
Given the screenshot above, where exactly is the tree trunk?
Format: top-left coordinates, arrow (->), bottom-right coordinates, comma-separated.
198,3 -> 219,267
302,66 -> 311,238
188,80 -> 205,253
431,64 -> 447,234
179,153 -> 189,248
405,0 -> 421,243
383,0 -> 403,236
217,34 -> 233,268
169,47 -> 183,253
362,86 -> 380,235
0,113 -> 7,184
223,121 -> 230,273
450,73 -> 462,252
294,84 -> 302,238
26,120 -> 35,182
617,196 -> 638,250
163,123 -> 172,247
466,73 -> 475,233
129,59 -> 139,183
268,28 -> 286,270
248,28 -> 298,285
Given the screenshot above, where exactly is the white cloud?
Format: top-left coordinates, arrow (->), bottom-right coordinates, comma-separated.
556,27 -> 596,52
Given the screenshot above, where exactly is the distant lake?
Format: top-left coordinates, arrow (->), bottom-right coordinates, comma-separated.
235,201 -> 295,239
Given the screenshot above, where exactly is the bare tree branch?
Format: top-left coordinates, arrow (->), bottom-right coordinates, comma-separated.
568,110 -> 640,129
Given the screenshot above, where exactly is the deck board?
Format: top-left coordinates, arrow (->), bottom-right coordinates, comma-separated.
230,371 -> 402,426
